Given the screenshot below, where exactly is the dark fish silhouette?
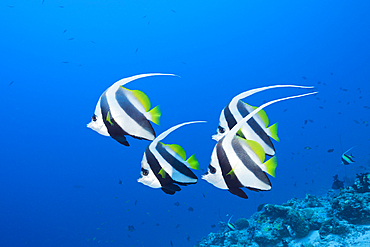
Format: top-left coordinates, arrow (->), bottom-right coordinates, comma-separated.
188,207 -> 194,212
174,201 -> 180,207
126,225 -> 135,232
327,149 -> 334,153
118,179 -> 122,185
332,175 -> 344,189
8,81 -> 14,86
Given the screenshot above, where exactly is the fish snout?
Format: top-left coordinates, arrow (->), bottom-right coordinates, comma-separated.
212,133 -> 222,141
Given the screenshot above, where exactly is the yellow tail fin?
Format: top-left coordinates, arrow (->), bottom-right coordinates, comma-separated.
149,105 -> 161,125
268,122 -> 279,142
264,156 -> 277,177
186,154 -> 200,170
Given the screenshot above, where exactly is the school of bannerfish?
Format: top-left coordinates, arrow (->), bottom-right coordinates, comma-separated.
87,73 -> 318,198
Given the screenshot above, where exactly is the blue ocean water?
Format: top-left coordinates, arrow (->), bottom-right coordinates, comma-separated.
1,0 -> 369,246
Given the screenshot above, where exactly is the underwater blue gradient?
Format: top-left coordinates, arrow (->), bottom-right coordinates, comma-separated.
1,0 -> 370,246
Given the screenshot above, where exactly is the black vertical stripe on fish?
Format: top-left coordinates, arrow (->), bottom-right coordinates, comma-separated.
145,147 -> 178,190
236,101 -> 275,153
115,87 -> 155,139
231,137 -> 271,188
156,143 -> 198,180
223,104 -> 237,130
216,139 -> 244,189
100,92 -> 129,146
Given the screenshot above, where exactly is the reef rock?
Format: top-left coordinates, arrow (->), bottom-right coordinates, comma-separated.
196,175 -> 370,247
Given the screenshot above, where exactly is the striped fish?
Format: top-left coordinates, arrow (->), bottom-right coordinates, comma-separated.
203,90 -> 317,199
342,146 -> 355,165
138,121 -> 206,195
87,73 -> 177,146
212,85 -> 314,156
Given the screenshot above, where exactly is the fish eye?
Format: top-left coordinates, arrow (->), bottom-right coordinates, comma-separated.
141,168 -> 149,176
218,126 -> 225,133
208,165 -> 216,174
92,114 -> 97,121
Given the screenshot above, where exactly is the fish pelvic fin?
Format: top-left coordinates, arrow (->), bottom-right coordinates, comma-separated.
267,122 -> 279,142
149,105 -> 161,125
186,154 -> 200,170
264,156 -> 277,177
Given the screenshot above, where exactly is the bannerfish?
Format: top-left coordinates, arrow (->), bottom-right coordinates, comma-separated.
212,85 -> 314,156
203,90 -> 317,199
341,146 -> 356,165
138,121 -> 206,195
227,215 -> 236,231
87,73 -> 177,146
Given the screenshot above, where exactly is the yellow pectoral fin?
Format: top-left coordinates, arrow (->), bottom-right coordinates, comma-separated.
106,111 -> 114,126
158,168 -> 166,179
227,168 -> 236,179
236,128 -> 245,138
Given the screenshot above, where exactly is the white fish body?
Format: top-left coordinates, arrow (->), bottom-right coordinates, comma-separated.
203,90 -> 317,198
87,73 -> 177,146
213,84 -> 314,156
138,121 -> 206,194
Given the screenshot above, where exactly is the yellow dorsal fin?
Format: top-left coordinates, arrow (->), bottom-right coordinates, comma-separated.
123,87 -> 151,111
263,156 -> 277,177
249,104 -> 269,128
267,122 -> 279,142
164,144 -> 186,160
186,154 -> 200,170
106,111 -> 113,126
246,139 -> 265,163
227,168 -> 236,179
158,168 -> 166,179
148,105 -> 161,125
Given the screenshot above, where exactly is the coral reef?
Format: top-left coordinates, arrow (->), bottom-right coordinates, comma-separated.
196,175 -> 370,247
